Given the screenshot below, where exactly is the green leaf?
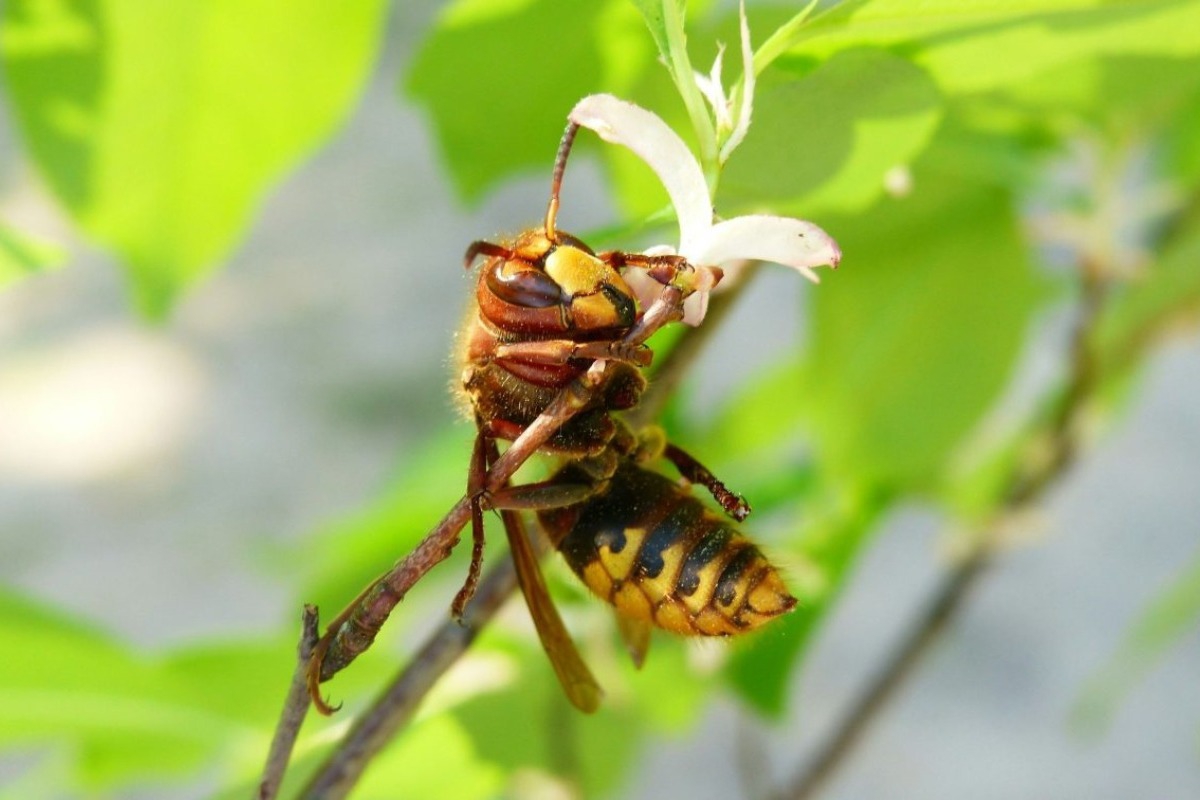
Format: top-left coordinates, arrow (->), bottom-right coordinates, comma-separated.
0,588 -> 256,787
771,0 -> 1200,70
1073,545 -> 1200,734
0,221 -> 65,288
454,634 -> 644,797
629,0 -> 677,63
913,0 -> 1200,96
800,166 -> 1051,489
731,3 -> 1200,217
298,424 -> 474,611
1,0 -> 388,315
721,157 -> 1054,716
727,484 -> 888,716
624,634 -> 711,731
1095,206 -> 1200,381
721,48 -> 943,216
407,0 -> 652,204
355,715 -> 504,800
160,638 -> 297,728
695,354 -> 823,517
1165,86 -> 1200,181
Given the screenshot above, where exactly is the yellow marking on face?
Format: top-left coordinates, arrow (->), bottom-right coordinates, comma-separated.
613,582 -> 653,624
568,292 -> 626,329
598,527 -> 645,584
544,246 -> 636,329
543,246 -> 615,295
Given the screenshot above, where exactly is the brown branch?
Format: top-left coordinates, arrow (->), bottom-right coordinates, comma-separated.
299,556 -> 521,798
777,266 -> 1110,800
257,605 -> 320,800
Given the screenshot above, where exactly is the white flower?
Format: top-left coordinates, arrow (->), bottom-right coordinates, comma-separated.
569,93 -> 841,326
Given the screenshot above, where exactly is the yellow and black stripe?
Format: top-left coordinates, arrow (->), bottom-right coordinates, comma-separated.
541,462 -> 796,636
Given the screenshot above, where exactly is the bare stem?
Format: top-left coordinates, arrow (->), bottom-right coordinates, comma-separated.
257,605 -> 320,800
299,558 -> 520,798
777,265 -> 1109,800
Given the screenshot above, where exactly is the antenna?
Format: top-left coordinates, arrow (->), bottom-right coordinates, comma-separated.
544,121 -> 580,241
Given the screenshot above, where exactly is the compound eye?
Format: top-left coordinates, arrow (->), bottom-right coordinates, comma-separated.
486,263 -> 564,308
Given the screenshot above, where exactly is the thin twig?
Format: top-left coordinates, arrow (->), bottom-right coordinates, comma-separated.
777,265 -> 1109,800
257,605 -> 320,800
778,549 -> 992,800
299,557 -> 520,798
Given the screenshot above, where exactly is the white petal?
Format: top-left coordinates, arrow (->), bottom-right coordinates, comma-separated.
720,1 -> 756,164
621,266 -> 667,314
704,46 -> 733,130
642,243 -> 677,258
569,94 -> 713,254
681,289 -> 710,326
693,68 -> 727,127
688,215 -> 841,282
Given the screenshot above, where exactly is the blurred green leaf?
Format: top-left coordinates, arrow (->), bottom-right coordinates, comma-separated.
407,0 -> 652,203
622,633 -> 712,732
1073,545 -> 1200,734
776,0 -> 1200,82
721,140 -> 1056,713
999,55 -> 1200,136
454,633 -> 644,797
0,589 -> 257,787
0,221 -> 65,288
1095,207 -> 1200,381
801,166 -> 1051,489
697,354 -> 822,517
727,484 -> 889,716
629,0 -> 677,62
354,715 -> 504,800
298,424 -> 474,611
1165,87 -> 1200,182
916,1 -> 1200,96
160,638 -> 295,728
0,0 -> 388,315
722,49 -> 943,216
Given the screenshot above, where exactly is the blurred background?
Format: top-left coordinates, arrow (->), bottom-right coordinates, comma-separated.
1,1 -> 1199,798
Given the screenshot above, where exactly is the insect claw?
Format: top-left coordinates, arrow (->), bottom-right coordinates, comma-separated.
730,495 -> 751,522
314,693 -> 343,715
450,588 -> 471,622
306,649 -> 344,716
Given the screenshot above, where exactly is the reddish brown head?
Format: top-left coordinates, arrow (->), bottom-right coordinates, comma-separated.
473,230 -> 637,337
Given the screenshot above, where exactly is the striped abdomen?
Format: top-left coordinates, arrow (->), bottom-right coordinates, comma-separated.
539,462 -> 796,636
